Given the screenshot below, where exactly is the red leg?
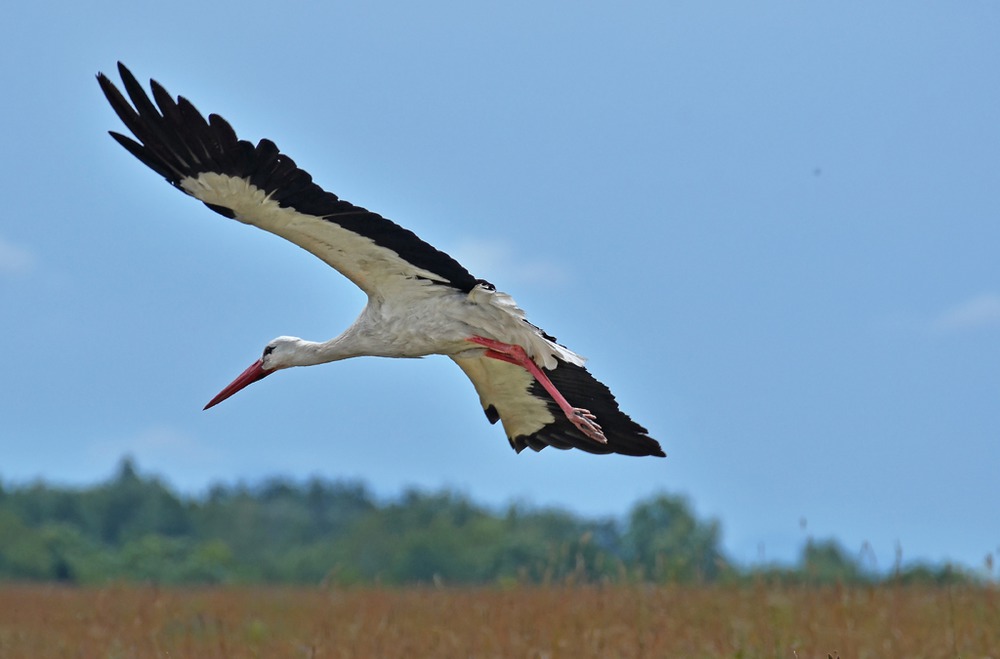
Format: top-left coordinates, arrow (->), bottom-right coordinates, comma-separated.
468,336 -> 607,444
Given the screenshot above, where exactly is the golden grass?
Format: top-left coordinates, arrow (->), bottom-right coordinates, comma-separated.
0,583 -> 997,658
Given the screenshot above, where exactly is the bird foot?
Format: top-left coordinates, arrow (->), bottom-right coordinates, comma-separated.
570,408 -> 607,444
469,336 -> 609,446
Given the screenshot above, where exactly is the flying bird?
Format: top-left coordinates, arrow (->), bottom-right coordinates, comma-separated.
98,63 -> 664,458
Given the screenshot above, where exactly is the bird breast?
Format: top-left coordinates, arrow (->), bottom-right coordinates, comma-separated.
355,283 -> 583,369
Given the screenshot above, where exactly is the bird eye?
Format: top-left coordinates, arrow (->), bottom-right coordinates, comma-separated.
263,345 -> 275,358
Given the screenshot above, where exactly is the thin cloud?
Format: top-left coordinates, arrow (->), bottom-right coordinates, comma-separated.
0,235 -> 35,275
931,294 -> 1000,333
452,238 -> 571,288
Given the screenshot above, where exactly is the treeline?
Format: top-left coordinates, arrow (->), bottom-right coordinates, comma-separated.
0,458 -> 969,586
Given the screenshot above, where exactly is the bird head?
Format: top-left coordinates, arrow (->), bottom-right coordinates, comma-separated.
203,336 -> 303,409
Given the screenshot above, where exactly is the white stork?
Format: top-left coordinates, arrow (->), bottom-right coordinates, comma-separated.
98,63 -> 664,458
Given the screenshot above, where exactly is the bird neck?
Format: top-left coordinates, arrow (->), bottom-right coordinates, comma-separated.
288,322 -> 382,367
288,305 -> 402,367
289,335 -> 359,366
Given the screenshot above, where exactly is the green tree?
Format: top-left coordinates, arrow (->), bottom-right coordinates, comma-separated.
79,457 -> 191,543
800,539 -> 867,583
622,493 -> 725,582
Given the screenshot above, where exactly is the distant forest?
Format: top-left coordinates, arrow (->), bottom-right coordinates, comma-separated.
0,458 -> 970,586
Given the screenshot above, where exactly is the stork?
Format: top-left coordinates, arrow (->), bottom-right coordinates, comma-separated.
98,63 -> 664,458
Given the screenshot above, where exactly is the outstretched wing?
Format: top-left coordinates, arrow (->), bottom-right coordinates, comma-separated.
452,355 -> 665,457
97,62 -> 483,297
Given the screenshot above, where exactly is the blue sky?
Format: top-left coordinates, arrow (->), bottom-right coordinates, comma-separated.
3,2 -> 999,571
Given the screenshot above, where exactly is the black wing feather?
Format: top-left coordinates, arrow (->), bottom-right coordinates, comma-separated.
513,361 -> 664,458
98,62 -> 484,293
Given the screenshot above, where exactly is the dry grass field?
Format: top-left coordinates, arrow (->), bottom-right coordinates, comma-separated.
0,583 -> 996,658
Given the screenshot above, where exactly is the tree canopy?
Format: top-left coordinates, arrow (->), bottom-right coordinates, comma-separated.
0,458 -> 972,586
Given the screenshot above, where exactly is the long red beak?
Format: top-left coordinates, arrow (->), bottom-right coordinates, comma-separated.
204,359 -> 273,410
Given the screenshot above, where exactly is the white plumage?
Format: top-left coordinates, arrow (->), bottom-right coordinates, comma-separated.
98,63 -> 664,458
